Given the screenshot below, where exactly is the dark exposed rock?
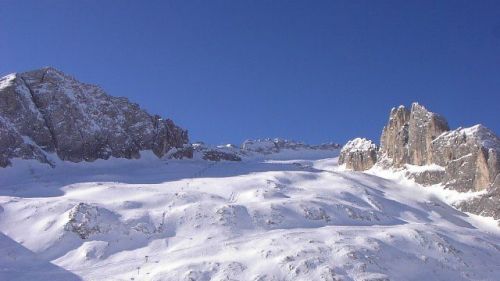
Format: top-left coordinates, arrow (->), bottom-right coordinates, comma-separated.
0,67 -> 188,167
64,203 -> 121,239
404,165 -> 445,186
0,73 -> 56,166
241,138 -> 340,154
168,145 -> 195,159
338,138 -> 378,171
168,142 -> 242,161
456,186 -> 500,220
202,150 -> 242,162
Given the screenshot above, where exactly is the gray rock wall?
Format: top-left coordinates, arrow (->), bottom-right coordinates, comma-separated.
431,125 -> 500,192
0,67 -> 188,167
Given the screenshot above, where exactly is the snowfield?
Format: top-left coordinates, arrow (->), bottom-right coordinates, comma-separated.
0,150 -> 499,281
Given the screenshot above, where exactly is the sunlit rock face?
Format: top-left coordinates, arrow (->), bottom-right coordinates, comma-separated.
342,102 -> 500,219
338,138 -> 378,171
377,103 -> 500,193
0,67 -> 188,167
379,103 -> 450,168
430,125 -> 500,192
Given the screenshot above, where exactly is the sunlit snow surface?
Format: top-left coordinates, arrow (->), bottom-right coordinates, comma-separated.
0,150 -> 499,281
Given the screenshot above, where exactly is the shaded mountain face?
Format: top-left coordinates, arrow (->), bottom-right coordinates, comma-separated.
0,67 -> 188,167
339,102 -> 500,219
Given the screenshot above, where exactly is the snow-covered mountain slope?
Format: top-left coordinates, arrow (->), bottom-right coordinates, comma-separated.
0,150 -> 499,281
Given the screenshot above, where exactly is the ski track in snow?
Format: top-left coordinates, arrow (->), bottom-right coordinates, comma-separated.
0,150 -> 499,281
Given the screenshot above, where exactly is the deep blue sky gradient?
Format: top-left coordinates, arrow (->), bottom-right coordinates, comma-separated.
1,1 -> 499,145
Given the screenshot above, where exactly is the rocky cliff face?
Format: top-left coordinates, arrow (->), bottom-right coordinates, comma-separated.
340,102 -> 500,219
0,67 -> 188,167
430,125 -> 500,192
379,103 -> 449,167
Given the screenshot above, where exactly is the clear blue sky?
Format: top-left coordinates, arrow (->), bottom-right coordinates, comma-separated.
1,1 -> 499,145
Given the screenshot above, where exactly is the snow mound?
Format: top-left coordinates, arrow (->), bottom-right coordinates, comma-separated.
341,138 -> 377,153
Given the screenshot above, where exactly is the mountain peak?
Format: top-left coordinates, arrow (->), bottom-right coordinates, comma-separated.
340,102 -> 500,219
0,69 -> 188,167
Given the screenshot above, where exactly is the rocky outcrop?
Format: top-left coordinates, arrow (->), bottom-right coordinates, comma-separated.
168,142 -> 242,161
379,103 -> 449,167
342,102 -> 500,219
64,203 -> 121,239
338,138 -> 378,171
202,150 -> 242,162
0,67 -> 188,167
456,186 -> 500,220
64,202 -> 160,239
430,125 -> 500,192
377,103 -> 500,193
168,145 -> 195,160
242,138 -> 340,154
